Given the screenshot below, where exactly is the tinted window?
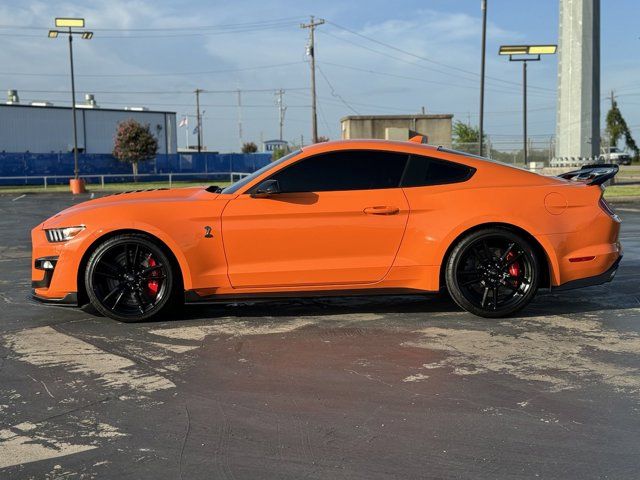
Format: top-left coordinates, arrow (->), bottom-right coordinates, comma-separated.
221,150 -> 301,194
256,150 -> 408,193
401,155 -> 475,187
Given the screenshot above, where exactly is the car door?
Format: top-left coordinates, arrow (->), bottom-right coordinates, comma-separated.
221,149 -> 410,288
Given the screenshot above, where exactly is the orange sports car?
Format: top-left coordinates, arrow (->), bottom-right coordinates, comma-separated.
31,138 -> 622,321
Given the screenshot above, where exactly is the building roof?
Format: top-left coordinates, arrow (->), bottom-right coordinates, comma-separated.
340,114 -> 453,122
0,103 -> 176,115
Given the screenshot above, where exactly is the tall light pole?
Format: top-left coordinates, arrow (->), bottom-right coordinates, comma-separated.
301,16 -> 324,144
478,0 -> 487,157
499,44 -> 557,165
49,18 -> 93,193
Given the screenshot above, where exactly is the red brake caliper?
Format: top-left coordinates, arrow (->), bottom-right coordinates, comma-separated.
506,251 -> 520,286
146,257 -> 159,297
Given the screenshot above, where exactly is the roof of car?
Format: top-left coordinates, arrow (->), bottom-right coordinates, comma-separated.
300,138 -> 441,153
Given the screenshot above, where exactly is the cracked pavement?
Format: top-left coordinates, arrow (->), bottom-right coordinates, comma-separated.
0,193 -> 639,479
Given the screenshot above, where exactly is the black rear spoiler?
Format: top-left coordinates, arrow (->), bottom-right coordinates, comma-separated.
557,163 -> 619,186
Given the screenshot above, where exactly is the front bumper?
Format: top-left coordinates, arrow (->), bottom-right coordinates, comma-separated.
32,256 -> 59,288
31,226 -> 83,302
31,254 -> 79,305
31,291 -> 78,306
552,255 -> 622,291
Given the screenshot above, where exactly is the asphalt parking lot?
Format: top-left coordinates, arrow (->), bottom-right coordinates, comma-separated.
1,193 -> 639,479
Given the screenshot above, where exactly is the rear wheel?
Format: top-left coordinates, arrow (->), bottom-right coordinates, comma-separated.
445,228 -> 540,318
85,234 -> 177,322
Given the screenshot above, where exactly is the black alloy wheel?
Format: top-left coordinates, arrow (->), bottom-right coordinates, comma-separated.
445,228 -> 540,318
85,234 -> 175,322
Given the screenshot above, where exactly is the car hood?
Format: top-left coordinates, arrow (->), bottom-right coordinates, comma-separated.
41,186 -> 217,229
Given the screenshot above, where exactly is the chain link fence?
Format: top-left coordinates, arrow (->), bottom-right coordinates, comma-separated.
453,137 -> 556,166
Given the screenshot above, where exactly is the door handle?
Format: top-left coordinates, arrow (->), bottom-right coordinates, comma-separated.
363,206 -> 400,215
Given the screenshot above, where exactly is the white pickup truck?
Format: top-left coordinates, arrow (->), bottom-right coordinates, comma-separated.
601,146 -> 632,165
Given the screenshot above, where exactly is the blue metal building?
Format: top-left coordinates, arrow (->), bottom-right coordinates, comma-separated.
0,99 -> 177,155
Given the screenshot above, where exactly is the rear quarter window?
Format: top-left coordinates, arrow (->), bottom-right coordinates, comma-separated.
401,154 -> 475,187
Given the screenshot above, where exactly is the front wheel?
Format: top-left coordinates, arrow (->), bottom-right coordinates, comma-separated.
445,228 -> 540,318
85,234 -> 177,322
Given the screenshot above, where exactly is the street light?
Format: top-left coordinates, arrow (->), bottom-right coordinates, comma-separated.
499,44 -> 556,165
48,17 -> 93,193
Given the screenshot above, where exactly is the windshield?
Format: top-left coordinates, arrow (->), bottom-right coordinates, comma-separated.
220,150 -> 301,194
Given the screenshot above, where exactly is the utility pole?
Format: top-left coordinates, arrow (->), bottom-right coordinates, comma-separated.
237,89 -> 243,149
479,0 -> 487,157
194,88 -> 202,152
275,89 -> 287,141
523,61 -> 528,164
301,16 -> 324,144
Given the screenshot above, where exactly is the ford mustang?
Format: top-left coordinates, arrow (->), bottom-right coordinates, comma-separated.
31,137 -> 622,321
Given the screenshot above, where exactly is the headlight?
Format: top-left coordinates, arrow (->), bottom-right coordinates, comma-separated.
45,226 -> 85,243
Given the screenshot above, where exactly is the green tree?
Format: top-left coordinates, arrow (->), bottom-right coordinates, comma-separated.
241,141 -> 258,153
272,147 -> 287,161
452,121 -> 486,155
113,119 -> 158,178
605,100 -> 639,160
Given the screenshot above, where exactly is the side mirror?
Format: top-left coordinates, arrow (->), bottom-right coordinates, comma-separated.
252,179 -> 280,197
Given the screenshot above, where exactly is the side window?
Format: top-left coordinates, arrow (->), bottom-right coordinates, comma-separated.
401,154 -> 475,187
261,150 -> 408,193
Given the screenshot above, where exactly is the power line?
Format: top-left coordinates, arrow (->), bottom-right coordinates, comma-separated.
289,86 -> 555,116
0,61 -> 306,78
325,20 -> 556,93
318,61 -> 554,99
319,29 -> 554,99
17,98 -> 311,109
287,90 -> 409,112
13,87 -> 308,95
0,17 -> 306,32
316,64 -> 360,114
319,30 -> 487,89
0,23 -> 300,39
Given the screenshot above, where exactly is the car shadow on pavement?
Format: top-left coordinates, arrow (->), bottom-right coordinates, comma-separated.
155,286 -> 638,323
165,293 -> 462,322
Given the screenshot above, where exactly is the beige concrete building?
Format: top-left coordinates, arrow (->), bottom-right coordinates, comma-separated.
555,0 -> 600,160
340,114 -> 453,148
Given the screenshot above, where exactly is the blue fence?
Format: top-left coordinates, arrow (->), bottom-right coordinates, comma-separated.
0,152 -> 272,183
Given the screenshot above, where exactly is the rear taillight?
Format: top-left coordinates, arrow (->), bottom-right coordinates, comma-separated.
599,196 -> 617,218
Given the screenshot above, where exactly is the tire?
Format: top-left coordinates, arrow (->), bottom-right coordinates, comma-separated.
85,234 -> 179,322
445,228 -> 540,318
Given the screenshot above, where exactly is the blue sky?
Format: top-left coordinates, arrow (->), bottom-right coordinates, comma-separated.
0,0 -> 637,152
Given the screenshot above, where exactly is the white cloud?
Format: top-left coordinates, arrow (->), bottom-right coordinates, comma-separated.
0,1 -> 560,151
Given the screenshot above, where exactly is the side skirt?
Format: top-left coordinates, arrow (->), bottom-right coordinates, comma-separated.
185,288 -> 433,304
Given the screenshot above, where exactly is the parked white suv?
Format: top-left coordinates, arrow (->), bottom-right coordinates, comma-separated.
601,147 -> 632,165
